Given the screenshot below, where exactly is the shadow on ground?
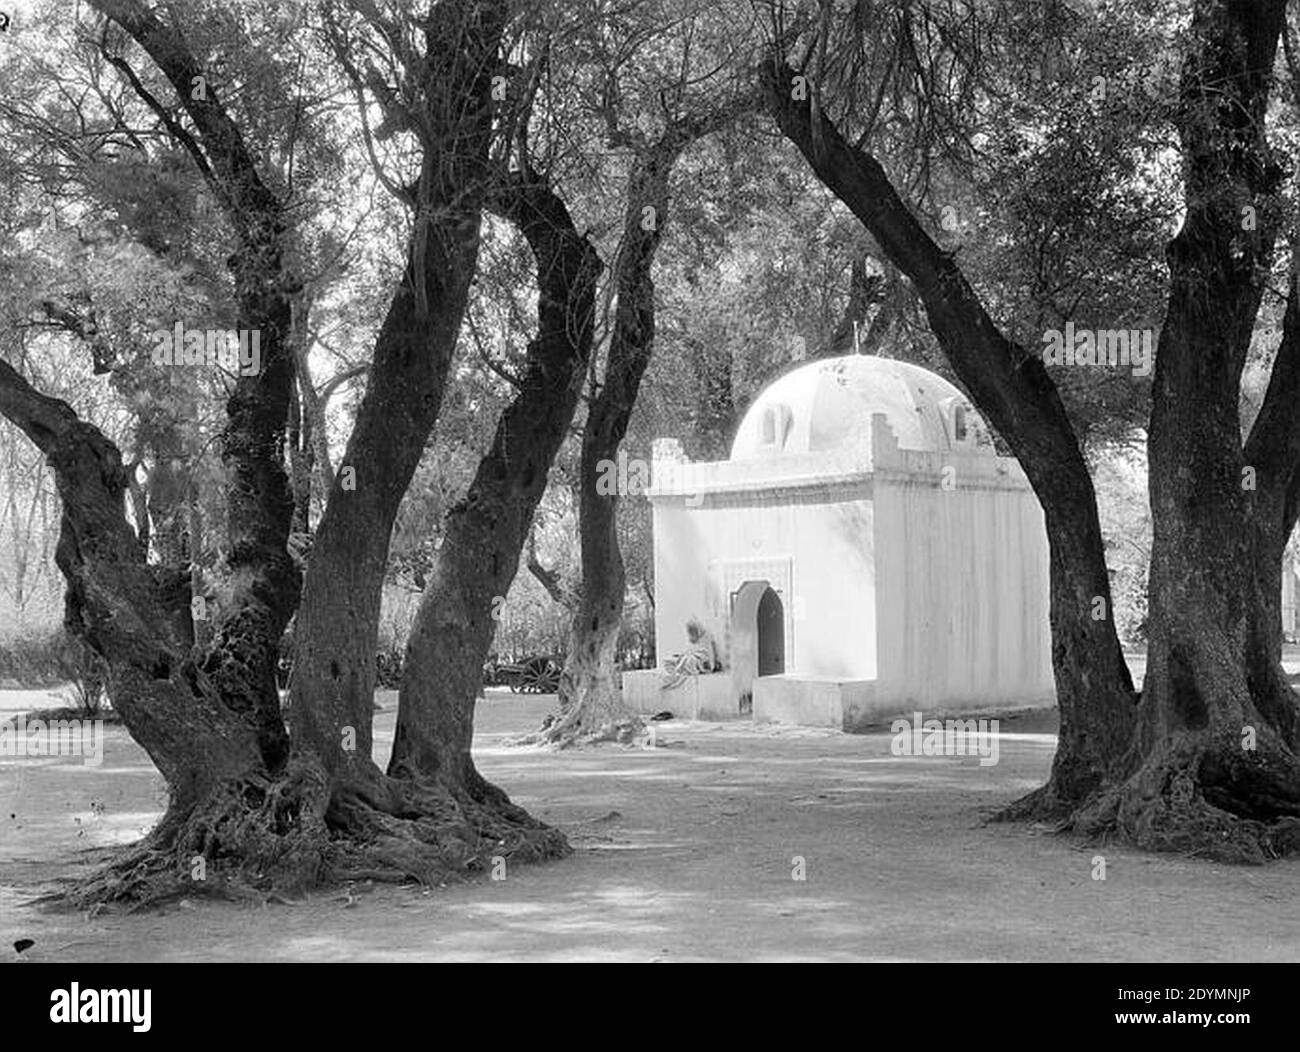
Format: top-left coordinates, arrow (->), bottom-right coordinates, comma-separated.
1,688 -> 1296,962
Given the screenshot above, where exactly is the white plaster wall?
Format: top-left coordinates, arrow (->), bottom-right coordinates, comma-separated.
872,478 -> 1053,709
651,500 -> 715,665
652,493 -> 877,680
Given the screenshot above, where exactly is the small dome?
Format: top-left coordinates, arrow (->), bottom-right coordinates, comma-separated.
729,355 -> 991,461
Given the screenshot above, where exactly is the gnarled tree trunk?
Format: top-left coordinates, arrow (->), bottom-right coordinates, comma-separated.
542,145 -> 681,745
10,0 -> 535,905
1074,0 -> 1300,861
763,60 -> 1136,814
288,0 -> 505,784
1243,266 -> 1300,749
88,0 -> 301,782
389,169 -> 600,850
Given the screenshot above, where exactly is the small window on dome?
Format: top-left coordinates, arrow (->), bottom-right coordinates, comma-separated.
953,404 -> 968,443
761,403 -> 793,449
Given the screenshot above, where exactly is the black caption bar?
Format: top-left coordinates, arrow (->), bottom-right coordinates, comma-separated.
2,963 -> 1296,1039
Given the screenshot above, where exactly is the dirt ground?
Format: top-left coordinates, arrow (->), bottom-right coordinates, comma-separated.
2,686 -> 1298,962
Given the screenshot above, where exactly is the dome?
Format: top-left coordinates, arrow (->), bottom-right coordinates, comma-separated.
729,355 -> 991,461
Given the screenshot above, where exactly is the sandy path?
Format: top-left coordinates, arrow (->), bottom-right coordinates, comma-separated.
2,691 -> 1297,962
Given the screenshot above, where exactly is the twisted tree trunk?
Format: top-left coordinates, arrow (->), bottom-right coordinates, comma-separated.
288,0 -> 504,785
1073,0 -> 1300,861
764,60 -> 1136,814
1243,267 -> 1300,749
542,146 -> 681,745
3,0 -> 534,905
390,170 -> 600,837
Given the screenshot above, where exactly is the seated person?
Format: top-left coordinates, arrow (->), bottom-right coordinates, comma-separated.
660,618 -> 718,690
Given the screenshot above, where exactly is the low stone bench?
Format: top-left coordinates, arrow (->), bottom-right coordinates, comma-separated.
621,669 -> 742,721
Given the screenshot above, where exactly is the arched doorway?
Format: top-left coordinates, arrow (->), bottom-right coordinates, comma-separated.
757,587 -> 785,676
730,580 -> 787,714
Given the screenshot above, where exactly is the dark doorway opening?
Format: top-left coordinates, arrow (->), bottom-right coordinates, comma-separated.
757,586 -> 785,676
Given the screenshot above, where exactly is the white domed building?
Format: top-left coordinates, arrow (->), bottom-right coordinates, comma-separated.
623,355 -> 1054,729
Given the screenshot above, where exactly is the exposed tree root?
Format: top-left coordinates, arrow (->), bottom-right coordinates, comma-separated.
1057,736 -> 1300,863
990,781 -> 1078,827
993,742 -> 1128,827
512,707 -> 649,750
48,753 -> 570,910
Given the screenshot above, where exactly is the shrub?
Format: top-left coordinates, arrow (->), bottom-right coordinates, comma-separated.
375,645 -> 404,689
0,629 -> 76,689
58,635 -> 111,717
